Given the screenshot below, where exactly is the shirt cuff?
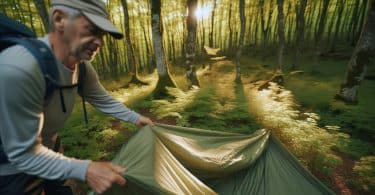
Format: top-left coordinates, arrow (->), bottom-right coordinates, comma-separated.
128,111 -> 141,124
67,159 -> 91,181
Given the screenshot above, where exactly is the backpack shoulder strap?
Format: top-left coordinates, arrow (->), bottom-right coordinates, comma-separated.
78,62 -> 88,125
0,14 -> 36,37
25,38 -> 60,99
1,37 -> 60,98
78,62 -> 86,91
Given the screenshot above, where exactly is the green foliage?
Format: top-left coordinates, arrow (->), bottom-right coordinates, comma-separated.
335,137 -> 374,159
311,152 -> 342,176
351,156 -> 375,193
151,86 -> 214,126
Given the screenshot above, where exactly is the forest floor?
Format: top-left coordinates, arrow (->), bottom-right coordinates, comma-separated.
61,55 -> 374,195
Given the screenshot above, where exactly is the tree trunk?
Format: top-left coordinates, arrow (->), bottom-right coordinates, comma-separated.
336,0 -> 375,104
314,0 -> 330,55
286,2 -> 293,46
349,0 -> 360,46
355,0 -> 369,45
121,0 -> 147,85
330,0 -> 344,52
277,0 -> 285,71
228,1 -> 233,56
33,0 -> 49,32
259,0 -> 266,49
150,0 -> 177,98
291,0 -> 307,70
235,0 -> 245,83
26,0 -> 37,34
185,0 -> 200,88
209,0 -> 217,48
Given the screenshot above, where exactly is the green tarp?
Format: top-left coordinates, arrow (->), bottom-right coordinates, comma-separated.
104,124 -> 334,195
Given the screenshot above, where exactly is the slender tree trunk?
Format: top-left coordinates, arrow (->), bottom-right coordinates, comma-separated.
259,0 -> 266,49
277,0 -> 285,70
341,1 -> 352,41
26,0 -> 37,34
291,0 -> 307,70
200,18 -> 206,57
336,0 -> 375,104
185,0 -> 200,88
150,0 -> 176,97
235,0 -> 245,82
228,1 -> 233,56
120,0 -> 146,84
330,0 -> 344,52
286,2 -> 293,46
33,0 -> 49,32
171,33 -> 176,63
326,1 -> 339,46
355,0 -> 369,45
254,9 -> 259,46
305,1 -> 315,42
209,0 -> 217,47
136,2 -> 152,69
315,0 -> 330,55
349,0 -> 360,46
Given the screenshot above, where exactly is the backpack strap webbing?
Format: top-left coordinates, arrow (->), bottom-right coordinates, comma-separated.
78,62 -> 88,125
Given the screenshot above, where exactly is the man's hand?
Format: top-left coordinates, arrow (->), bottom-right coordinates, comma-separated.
135,115 -> 154,128
86,162 -> 126,194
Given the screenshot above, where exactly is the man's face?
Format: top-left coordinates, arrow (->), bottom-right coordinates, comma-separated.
63,15 -> 106,62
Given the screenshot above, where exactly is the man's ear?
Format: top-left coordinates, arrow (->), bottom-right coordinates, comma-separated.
52,10 -> 66,32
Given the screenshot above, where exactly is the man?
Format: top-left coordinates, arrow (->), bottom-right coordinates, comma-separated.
0,0 -> 153,194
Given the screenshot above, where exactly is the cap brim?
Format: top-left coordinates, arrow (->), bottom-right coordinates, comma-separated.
82,11 -> 123,39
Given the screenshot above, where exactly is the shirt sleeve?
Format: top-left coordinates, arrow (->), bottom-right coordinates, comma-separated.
0,63 -> 90,181
81,63 -> 140,124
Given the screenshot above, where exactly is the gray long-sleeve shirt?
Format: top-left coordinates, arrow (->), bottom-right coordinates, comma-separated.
0,36 -> 140,181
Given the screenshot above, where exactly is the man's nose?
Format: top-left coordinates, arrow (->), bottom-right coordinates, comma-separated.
94,36 -> 104,48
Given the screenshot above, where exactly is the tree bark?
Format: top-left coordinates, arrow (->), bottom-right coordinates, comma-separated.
355,0 -> 369,45
209,0 -> 217,48
235,0 -> 245,83
228,1 -> 233,56
150,0 -> 177,98
314,0 -> 330,55
336,0 -> 375,104
121,0 -> 147,85
185,0 -> 200,88
330,0 -> 344,52
291,0 -> 307,70
349,0 -> 360,45
277,0 -> 286,70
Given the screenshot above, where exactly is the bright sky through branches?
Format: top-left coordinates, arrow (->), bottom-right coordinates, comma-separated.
195,4 -> 212,20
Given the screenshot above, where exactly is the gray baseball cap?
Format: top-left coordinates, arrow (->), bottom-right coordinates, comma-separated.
52,0 -> 124,39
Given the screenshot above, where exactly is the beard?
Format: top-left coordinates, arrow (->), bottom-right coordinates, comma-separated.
74,43 -> 98,62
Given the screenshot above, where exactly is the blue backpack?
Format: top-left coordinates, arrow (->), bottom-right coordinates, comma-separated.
0,14 -> 88,163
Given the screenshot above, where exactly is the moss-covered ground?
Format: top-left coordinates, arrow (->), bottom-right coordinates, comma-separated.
60,52 -> 374,194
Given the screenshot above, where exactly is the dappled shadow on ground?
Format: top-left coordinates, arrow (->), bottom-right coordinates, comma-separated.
110,71 -> 158,105
243,82 -> 357,194
205,60 -> 358,194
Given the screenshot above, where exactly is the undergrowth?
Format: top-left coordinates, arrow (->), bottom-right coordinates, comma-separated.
151,85 -> 260,134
